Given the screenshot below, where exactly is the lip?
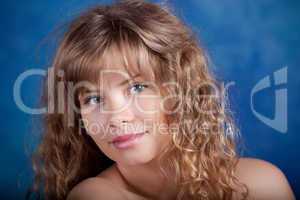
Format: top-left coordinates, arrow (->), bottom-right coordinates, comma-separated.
110,132 -> 145,149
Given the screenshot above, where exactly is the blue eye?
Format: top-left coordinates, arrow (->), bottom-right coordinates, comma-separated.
83,95 -> 103,105
129,83 -> 148,94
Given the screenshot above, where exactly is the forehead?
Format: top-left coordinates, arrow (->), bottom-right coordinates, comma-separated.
99,44 -> 138,79
77,42 -> 155,94
98,70 -> 142,91
98,41 -> 154,81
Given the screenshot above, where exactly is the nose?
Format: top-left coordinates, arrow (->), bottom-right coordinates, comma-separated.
108,97 -> 135,133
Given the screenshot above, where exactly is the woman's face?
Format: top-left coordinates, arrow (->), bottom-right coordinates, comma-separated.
78,64 -> 171,166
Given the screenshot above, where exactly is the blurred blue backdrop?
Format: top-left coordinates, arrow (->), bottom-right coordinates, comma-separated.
1,0 -> 299,199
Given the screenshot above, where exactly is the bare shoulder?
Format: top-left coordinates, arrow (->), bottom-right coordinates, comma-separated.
66,177 -> 126,200
236,157 -> 295,200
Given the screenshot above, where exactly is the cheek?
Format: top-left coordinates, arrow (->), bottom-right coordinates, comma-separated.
81,113 -> 116,158
156,131 -> 172,151
134,94 -> 170,136
139,103 -> 171,152
154,112 -> 172,146
81,112 -> 108,137
134,93 -> 161,115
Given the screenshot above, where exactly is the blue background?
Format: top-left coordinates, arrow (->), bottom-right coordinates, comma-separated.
1,0 -> 299,199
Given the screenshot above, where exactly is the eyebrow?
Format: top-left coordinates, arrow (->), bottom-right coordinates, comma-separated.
117,73 -> 141,86
81,73 -> 141,94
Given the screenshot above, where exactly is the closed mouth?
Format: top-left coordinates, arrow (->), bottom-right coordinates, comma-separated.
109,132 -> 146,149
111,132 -> 145,143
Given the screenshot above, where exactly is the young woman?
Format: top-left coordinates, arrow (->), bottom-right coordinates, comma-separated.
28,0 -> 295,199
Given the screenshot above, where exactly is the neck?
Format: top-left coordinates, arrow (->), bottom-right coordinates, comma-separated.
116,158 -> 178,200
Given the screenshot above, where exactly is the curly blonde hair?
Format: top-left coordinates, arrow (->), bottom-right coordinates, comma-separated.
28,0 -> 248,199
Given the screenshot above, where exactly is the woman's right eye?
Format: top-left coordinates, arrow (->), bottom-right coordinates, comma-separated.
83,95 -> 103,105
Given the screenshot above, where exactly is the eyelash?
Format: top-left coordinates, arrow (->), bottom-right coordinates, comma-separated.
83,95 -> 103,105
83,82 -> 148,106
129,82 -> 148,94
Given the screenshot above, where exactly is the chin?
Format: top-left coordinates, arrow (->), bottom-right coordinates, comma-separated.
113,138 -> 159,166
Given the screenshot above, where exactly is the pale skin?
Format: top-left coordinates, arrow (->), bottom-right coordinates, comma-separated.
67,158 -> 295,200
67,52 -> 295,200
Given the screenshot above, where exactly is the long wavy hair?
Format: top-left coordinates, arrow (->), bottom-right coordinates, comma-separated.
27,0 -> 248,199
